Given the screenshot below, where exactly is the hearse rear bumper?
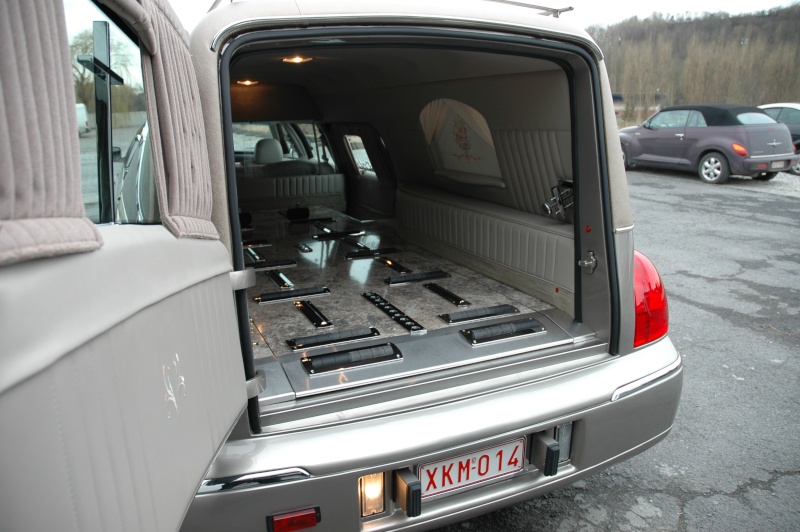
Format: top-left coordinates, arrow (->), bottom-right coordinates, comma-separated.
181,338 -> 682,532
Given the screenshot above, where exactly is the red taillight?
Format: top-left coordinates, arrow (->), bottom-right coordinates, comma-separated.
267,508 -> 320,532
633,250 -> 669,348
732,143 -> 748,157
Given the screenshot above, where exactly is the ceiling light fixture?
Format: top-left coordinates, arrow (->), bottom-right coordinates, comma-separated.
236,80 -> 259,86
282,56 -> 313,64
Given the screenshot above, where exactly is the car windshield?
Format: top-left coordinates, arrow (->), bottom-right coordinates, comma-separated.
736,112 -> 776,125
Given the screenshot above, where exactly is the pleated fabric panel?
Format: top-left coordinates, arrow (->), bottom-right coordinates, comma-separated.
144,0 -> 218,239
396,187 -> 575,291
494,129 -> 571,216
0,0 -> 103,266
101,0 -> 218,239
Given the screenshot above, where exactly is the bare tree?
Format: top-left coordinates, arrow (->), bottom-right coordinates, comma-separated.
589,4 -> 800,121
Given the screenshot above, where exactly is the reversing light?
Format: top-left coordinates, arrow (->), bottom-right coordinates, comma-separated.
359,473 -> 384,517
632,250 -> 669,348
732,143 -> 748,156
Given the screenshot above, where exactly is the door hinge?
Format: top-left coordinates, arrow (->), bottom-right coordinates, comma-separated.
230,268 -> 256,291
246,369 -> 266,399
578,251 -> 597,274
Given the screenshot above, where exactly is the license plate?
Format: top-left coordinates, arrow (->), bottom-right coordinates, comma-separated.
419,438 -> 525,498
771,161 -> 784,169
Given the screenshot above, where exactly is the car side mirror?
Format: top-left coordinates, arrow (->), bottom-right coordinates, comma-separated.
112,146 -> 122,161
643,121 -> 653,130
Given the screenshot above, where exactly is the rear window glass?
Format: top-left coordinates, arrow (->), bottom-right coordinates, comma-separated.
778,107 -> 800,125
233,123 -> 275,152
736,113 -> 776,125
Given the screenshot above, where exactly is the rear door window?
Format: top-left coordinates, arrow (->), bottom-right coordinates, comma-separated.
345,134 -> 374,174
777,107 -> 800,125
736,112 -> 776,125
686,110 -> 707,128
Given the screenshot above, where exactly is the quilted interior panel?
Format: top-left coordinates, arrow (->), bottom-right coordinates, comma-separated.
237,174 -> 346,211
143,0 -> 218,239
494,129 -> 572,215
396,185 -> 574,291
0,0 -> 102,266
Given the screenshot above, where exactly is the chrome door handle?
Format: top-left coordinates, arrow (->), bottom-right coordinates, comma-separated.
675,133 -> 685,138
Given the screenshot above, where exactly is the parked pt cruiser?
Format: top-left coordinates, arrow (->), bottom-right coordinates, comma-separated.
620,104 -> 796,183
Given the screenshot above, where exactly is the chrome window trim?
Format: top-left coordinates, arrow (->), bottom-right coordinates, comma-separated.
749,152 -> 795,159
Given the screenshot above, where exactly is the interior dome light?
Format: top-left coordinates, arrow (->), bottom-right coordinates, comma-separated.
236,80 -> 259,86
282,56 -> 313,64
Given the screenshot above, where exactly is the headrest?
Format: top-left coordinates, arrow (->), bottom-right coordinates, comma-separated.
254,138 -> 284,164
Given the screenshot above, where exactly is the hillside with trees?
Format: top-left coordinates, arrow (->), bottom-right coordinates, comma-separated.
588,3 -> 800,125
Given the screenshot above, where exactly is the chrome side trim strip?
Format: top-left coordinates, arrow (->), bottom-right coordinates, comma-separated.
198,467 -> 311,494
611,354 -> 682,402
749,152 -> 795,159
613,224 -> 634,234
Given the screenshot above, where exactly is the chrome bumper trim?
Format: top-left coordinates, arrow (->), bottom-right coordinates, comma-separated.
198,467 -> 311,494
611,354 -> 682,401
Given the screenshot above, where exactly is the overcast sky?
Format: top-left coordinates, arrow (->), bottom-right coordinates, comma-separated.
170,0 -> 797,31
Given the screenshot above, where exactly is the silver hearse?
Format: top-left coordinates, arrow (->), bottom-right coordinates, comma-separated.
0,1 -> 682,531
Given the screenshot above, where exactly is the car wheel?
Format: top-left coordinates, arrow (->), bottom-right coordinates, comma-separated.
698,152 -> 730,184
753,172 -> 778,181
621,144 -> 631,170
791,156 -> 800,176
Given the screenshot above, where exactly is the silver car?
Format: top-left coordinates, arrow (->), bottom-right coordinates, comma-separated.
760,102 -> 800,175
0,1 -> 682,531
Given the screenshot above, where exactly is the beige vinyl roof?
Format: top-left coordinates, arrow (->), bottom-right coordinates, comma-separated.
195,0 -> 600,59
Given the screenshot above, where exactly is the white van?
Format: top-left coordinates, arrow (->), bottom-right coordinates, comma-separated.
1,1 -> 682,531
75,102 -> 90,136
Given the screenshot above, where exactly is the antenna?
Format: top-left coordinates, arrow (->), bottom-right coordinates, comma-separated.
485,1 -> 574,17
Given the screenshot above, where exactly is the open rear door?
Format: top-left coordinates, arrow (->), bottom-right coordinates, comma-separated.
0,1 -> 246,530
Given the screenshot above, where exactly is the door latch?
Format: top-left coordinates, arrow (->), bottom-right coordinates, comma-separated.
578,251 -> 597,274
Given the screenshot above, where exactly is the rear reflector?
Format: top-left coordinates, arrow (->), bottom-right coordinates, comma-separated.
633,251 -> 669,348
732,143 -> 748,156
267,508 -> 320,532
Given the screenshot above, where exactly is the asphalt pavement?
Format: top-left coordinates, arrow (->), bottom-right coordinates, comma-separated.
433,169 -> 800,531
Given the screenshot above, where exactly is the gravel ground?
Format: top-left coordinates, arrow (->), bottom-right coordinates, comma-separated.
431,167 -> 800,532
723,171 -> 800,198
